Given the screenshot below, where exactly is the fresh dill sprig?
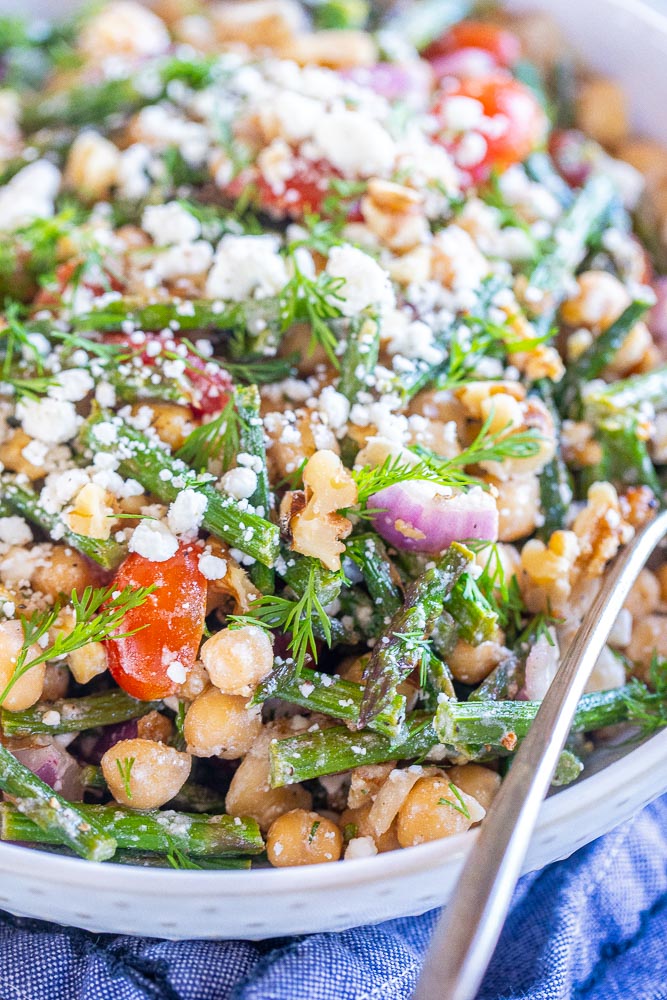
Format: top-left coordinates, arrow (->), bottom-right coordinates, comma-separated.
116,757 -> 136,800
622,656 -> 667,732
217,354 -> 298,385
393,630 -> 432,689
438,783 -> 471,820
468,541 -> 526,636
229,564 -> 335,675
353,415 -> 543,507
280,253 -> 344,368
0,584 -> 155,703
166,846 -> 203,870
175,397 -> 240,472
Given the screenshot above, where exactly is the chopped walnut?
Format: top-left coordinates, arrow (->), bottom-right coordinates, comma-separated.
205,537 -> 259,614
281,450 -> 357,571
65,482 -> 116,540
361,179 -> 428,252
347,762 -> 396,810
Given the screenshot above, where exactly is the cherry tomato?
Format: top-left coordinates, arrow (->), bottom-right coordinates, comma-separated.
433,75 -> 547,182
227,159 -> 363,222
106,543 -> 207,701
424,20 -> 521,67
104,330 -> 233,416
35,259 -> 125,309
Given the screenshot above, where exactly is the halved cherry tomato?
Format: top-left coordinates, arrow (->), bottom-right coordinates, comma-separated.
104,330 -> 233,415
424,20 -> 521,67
34,259 -> 125,309
433,75 -> 547,182
227,159 -> 363,222
105,543 -> 207,701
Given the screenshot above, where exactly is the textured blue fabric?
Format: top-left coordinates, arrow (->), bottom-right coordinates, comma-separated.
0,795 -> 666,1000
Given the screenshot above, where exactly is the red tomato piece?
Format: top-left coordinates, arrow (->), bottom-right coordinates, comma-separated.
226,159 -> 363,222
424,20 -> 521,67
104,330 -> 233,416
106,543 -> 207,701
433,75 -> 547,182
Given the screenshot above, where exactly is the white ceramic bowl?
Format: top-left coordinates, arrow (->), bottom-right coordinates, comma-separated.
0,0 -> 666,940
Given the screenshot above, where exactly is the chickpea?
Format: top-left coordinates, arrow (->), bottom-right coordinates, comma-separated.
576,77 -> 628,148
136,710 -> 174,744
226,749 -> 312,833
130,402 -> 195,452
79,1 -> 170,59
339,801 -> 401,853
31,545 -> 102,601
561,271 -> 630,331
617,138 -> 667,192
184,688 -> 262,759
508,11 -> 565,69
101,738 -> 191,810
266,809 -> 343,867
624,568 -> 660,618
446,765 -> 501,812
397,776 -> 483,848
53,607 -> 107,685
64,131 -> 121,201
626,615 -> 667,682
0,619 -> 45,710
448,635 -> 507,685
491,475 -> 541,543
200,625 -> 273,697
0,429 -> 47,480
656,563 -> 667,604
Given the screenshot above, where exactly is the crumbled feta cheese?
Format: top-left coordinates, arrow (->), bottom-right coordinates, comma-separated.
0,516 -> 32,546
313,110 -> 396,177
151,240 -> 214,281
440,95 -> 484,132
41,710 -> 61,727
0,160 -> 61,231
325,244 -> 395,317
205,235 -> 288,301
21,438 -> 48,468
383,311 -> 443,365
48,368 -> 95,403
142,201 -> 201,246
17,398 -> 80,445
221,466 -> 258,500
344,836 -> 378,860
167,488 -> 208,537
166,660 -> 187,684
128,519 -> 179,562
317,385 -> 350,432
198,551 -> 228,580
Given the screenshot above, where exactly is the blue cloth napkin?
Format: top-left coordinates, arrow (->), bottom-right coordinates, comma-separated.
1,794 -> 666,1000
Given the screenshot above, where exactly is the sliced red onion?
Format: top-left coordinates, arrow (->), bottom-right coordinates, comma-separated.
341,62 -> 433,104
13,739 -> 84,801
82,719 -> 139,765
523,630 -> 560,701
369,481 -> 498,552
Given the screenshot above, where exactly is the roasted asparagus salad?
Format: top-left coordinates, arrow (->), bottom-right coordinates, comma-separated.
0,0 -> 665,869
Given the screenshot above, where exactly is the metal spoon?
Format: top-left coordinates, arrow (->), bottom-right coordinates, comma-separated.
413,507 -> 667,1000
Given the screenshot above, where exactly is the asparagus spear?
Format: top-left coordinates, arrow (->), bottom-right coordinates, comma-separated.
469,654 -> 525,702
337,314 -> 380,403
81,412 -> 280,567
251,663 -> 404,730
435,683 -> 647,750
585,364 -> 667,417
0,744 -> 116,861
533,380 -> 572,540
234,384 -> 274,594
582,416 -> 661,493
270,713 -> 439,787
0,802 -> 264,857
22,77 -> 148,131
358,543 -> 473,736
443,574 -> 498,646
526,174 -> 616,326
345,533 -> 402,619
2,478 -> 126,570
1,690 -> 160,737
558,299 -> 652,416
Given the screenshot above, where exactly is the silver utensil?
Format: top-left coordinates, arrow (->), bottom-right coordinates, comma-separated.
413,507 -> 667,1000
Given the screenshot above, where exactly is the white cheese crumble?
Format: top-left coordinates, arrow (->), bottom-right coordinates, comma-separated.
344,836 -> 378,860
0,516 -> 32,546
48,368 -> 95,403
221,466 -> 258,500
128,519 -> 179,562
313,110 -> 396,177
325,244 -> 395,317
167,488 -> 208,537
166,660 -> 187,684
198,551 -> 228,580
0,160 -> 61,232
17,398 -> 80,445
205,235 -> 288,301
142,201 -> 201,246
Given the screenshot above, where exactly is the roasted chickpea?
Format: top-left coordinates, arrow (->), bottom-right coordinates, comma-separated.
448,635 -> 507,685
266,809 -> 343,867
101,738 -> 191,810
445,765 -> 501,812
200,625 -> 273,697
397,776 -> 484,848
184,688 -> 262,758
576,77 -> 628,148
624,568 -> 660,618
31,545 -> 102,602
0,619 -> 45,710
